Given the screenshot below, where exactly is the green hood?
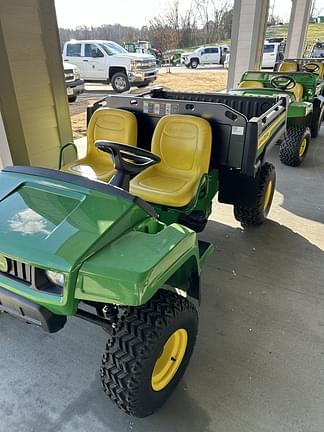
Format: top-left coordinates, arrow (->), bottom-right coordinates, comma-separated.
0,167 -> 151,272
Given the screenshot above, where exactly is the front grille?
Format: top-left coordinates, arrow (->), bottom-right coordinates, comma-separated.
0,258 -> 63,296
7,259 -> 33,284
137,61 -> 156,70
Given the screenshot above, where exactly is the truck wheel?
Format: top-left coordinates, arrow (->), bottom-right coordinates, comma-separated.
279,126 -> 311,166
190,59 -> 199,69
100,290 -> 198,417
234,162 -> 276,226
310,104 -> 324,138
111,72 -> 130,93
68,95 -> 77,103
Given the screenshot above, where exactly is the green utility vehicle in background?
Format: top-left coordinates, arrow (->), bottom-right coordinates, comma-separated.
87,88 -> 287,226
0,88 -> 287,418
230,69 -> 324,166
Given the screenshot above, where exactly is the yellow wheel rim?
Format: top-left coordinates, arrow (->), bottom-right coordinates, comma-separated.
299,138 -> 307,157
151,328 -> 188,392
263,180 -> 273,211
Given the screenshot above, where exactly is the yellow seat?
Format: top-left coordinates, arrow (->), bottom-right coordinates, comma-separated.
62,108 -> 137,182
239,81 -> 264,89
278,62 -> 298,72
130,115 -> 212,208
289,83 -> 304,102
305,61 -> 324,79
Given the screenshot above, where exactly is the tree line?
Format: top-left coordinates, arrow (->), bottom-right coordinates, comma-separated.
58,0 -> 233,52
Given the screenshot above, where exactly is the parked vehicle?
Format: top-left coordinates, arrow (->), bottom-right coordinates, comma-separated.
63,61 -> 84,102
124,40 -> 163,65
231,67 -> 324,166
63,40 -> 157,93
263,41 -> 285,68
224,42 -> 284,70
181,45 -> 230,68
77,87 -> 287,228
0,85 -> 287,418
309,41 -> 324,58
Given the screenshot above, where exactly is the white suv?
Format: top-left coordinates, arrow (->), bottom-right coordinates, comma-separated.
63,40 -> 157,92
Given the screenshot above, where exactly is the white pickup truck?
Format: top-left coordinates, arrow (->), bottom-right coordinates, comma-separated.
63,62 -> 84,102
181,45 -> 230,68
63,40 -> 157,92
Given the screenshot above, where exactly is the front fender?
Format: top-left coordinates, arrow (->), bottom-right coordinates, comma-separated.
75,224 -> 201,306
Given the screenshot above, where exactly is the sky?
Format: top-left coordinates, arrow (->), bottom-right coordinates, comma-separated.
54,0 -> 324,29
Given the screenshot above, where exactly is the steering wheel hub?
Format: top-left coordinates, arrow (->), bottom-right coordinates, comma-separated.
95,141 -> 161,191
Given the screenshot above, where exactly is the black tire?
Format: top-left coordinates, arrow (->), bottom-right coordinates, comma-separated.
234,162 -> 276,226
279,126 -> 311,166
190,58 -> 199,69
185,63 -> 191,68
68,95 -> 77,103
310,104 -> 324,138
111,72 -> 130,93
100,290 -> 198,418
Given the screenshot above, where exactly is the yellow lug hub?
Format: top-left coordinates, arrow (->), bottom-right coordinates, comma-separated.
299,138 -> 307,157
263,180 -> 273,211
151,328 -> 188,392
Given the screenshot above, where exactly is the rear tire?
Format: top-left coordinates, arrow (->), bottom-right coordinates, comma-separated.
234,162 -> 276,226
279,126 -> 311,166
100,290 -> 198,418
111,72 -> 130,93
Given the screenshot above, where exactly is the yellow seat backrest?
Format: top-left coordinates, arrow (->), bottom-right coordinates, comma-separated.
289,83 -> 304,102
61,107 -> 137,182
151,114 -> 212,178
87,108 -> 137,157
239,81 -> 264,89
278,62 -> 298,72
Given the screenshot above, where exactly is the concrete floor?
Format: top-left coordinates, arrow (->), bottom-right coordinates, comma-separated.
0,129 -> 324,432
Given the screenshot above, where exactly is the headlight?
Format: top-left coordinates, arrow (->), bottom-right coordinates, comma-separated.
130,59 -> 138,70
46,271 -> 65,287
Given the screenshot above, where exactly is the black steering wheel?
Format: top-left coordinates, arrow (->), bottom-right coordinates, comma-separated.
96,141 -> 160,190
270,75 -> 297,91
304,62 -> 320,73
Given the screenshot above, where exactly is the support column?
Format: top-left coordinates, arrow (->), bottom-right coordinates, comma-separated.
0,113 -> 13,169
285,0 -> 312,58
0,0 -> 73,168
227,0 -> 269,90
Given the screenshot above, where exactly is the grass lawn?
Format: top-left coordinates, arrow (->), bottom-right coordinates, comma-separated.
266,23 -> 324,54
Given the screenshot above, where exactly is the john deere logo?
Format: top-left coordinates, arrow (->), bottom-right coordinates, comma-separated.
0,255 -> 8,273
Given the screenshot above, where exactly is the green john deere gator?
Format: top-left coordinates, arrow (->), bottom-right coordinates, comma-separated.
230,67 -> 324,166
0,88 -> 287,417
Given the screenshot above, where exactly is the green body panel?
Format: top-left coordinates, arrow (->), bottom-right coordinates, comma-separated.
75,223 -> 201,306
287,102 -> 313,118
0,169 -> 205,314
